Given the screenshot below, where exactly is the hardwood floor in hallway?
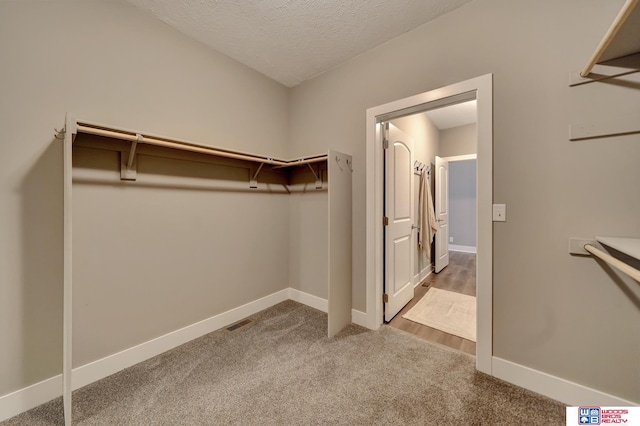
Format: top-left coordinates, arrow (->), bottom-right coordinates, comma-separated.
388,251 -> 476,356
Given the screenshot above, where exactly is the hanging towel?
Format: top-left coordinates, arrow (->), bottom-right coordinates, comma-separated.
418,171 -> 438,258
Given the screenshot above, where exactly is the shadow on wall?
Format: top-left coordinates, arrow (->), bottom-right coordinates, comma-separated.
19,139 -> 64,389
596,248 -> 640,311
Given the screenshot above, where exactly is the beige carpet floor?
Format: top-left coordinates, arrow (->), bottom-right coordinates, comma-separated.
2,300 -> 565,425
402,288 -> 477,341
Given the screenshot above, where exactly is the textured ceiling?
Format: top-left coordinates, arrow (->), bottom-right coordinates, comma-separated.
124,0 -> 473,87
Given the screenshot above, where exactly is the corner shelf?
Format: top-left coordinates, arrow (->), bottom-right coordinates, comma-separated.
62,114 -> 353,426
72,119 -> 328,186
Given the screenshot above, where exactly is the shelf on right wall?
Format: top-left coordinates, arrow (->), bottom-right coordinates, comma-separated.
596,236 -> 640,261
570,0 -> 640,87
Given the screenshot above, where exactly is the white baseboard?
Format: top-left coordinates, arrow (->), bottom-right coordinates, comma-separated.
288,288 -> 328,312
17,291 -> 636,423
73,288 -> 290,390
1,289 -> 291,422
351,309 -> 368,327
288,288 -> 368,329
414,266 -> 433,288
492,357 -> 638,407
449,244 -> 477,253
0,375 -> 62,423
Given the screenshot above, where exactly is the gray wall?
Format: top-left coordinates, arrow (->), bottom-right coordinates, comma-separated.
440,123 -> 477,157
449,160 -> 477,248
2,0 -> 639,407
288,0 -> 640,403
0,0 -> 289,395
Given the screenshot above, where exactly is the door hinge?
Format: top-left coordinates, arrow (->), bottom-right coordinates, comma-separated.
383,138 -> 389,149
383,216 -> 389,226
383,293 -> 389,303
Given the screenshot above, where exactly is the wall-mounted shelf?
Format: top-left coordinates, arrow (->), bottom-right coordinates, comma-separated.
570,0 -> 640,86
568,1 -> 640,140
71,119 -> 328,186
62,114 -> 352,426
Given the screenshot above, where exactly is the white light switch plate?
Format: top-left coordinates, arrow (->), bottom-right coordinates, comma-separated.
493,204 -> 506,222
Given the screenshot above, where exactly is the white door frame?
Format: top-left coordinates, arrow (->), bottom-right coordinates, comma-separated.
365,74 -> 493,374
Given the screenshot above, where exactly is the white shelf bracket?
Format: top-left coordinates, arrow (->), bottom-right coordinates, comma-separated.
306,163 -> 322,189
54,127 -> 66,140
121,133 -> 141,181
250,162 -> 265,188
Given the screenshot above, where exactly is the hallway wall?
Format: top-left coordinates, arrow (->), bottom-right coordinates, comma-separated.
449,159 -> 477,249
440,123 -> 477,157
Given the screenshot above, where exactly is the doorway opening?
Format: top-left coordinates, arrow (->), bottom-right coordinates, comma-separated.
389,141 -> 478,355
365,74 -> 493,374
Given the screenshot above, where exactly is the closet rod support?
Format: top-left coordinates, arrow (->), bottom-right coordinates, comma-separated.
306,163 -> 322,189
250,163 -> 265,188
127,134 -> 141,168
120,134 -> 141,181
54,127 -> 66,140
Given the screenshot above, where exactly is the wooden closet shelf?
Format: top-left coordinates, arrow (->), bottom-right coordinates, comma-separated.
73,119 -> 328,169
571,0 -> 640,85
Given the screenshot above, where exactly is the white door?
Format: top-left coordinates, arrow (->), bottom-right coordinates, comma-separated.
435,156 -> 449,273
384,123 -> 415,322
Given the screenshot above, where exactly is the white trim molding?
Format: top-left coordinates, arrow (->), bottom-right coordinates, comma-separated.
365,74 -> 493,374
0,287 -> 358,423
288,288 -> 368,329
449,244 -> 477,254
492,357 -> 639,407
5,289 -> 639,422
0,375 -> 62,423
414,265 -> 434,288
73,289 -> 290,390
351,309 -> 368,328
288,288 -> 328,312
443,154 -> 477,162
